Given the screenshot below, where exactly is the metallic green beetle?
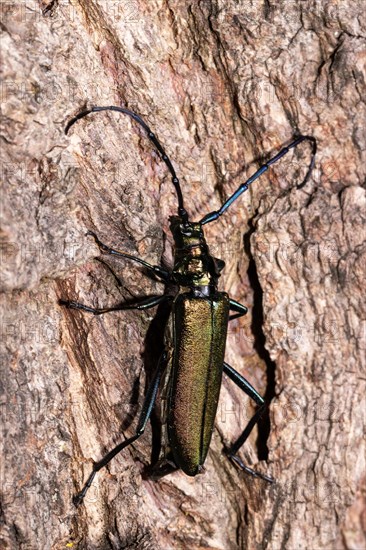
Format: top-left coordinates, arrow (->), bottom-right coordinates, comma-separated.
61,106 -> 316,505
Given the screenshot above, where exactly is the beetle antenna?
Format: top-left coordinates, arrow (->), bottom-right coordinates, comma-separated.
65,106 -> 189,222
200,135 -> 317,225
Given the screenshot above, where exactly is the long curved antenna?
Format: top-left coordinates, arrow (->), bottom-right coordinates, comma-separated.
65,106 -> 188,222
200,135 -> 317,225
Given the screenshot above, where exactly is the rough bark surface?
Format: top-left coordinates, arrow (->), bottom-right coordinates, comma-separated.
1,1 -> 365,549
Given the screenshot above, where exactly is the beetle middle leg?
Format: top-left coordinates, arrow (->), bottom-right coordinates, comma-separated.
73,350 -> 168,507
60,294 -> 171,315
223,362 -> 274,483
229,298 -> 248,320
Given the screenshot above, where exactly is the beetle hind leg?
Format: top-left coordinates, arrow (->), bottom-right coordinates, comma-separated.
223,362 -> 274,484
145,455 -> 179,480
73,351 -> 168,506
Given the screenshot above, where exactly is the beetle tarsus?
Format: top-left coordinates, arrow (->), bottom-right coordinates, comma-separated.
230,453 -> 274,483
86,230 -> 109,252
228,453 -> 275,484
73,468 -> 97,507
73,490 -> 86,507
59,299 -> 93,313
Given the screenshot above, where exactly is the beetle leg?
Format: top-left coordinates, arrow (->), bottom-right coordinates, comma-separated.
223,362 -> 274,483
73,351 -> 168,507
147,457 -> 179,480
229,298 -> 248,321
60,294 -> 171,315
87,230 -> 170,282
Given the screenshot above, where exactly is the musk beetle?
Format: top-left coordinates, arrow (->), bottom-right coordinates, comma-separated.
61,106 -> 316,506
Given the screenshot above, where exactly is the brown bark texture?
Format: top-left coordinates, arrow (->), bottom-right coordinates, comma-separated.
1,1 -> 365,549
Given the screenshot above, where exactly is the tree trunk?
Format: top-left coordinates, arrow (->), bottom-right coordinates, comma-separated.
1,1 -> 365,549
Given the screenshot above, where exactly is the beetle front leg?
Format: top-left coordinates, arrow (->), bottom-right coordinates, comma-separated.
223,362 -> 274,483
60,294 -> 171,315
229,298 -> 248,321
87,231 -> 170,282
73,350 -> 168,507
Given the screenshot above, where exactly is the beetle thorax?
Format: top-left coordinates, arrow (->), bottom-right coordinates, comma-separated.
169,216 -> 225,288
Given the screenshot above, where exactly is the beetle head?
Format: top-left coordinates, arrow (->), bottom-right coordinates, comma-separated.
170,216 -> 225,287
170,216 -> 205,250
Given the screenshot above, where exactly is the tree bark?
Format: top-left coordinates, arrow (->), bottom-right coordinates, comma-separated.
1,1 -> 365,549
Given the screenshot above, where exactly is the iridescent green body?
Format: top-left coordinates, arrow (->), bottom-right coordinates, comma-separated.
63,106 -> 313,505
168,292 -> 229,475
165,218 -> 229,475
